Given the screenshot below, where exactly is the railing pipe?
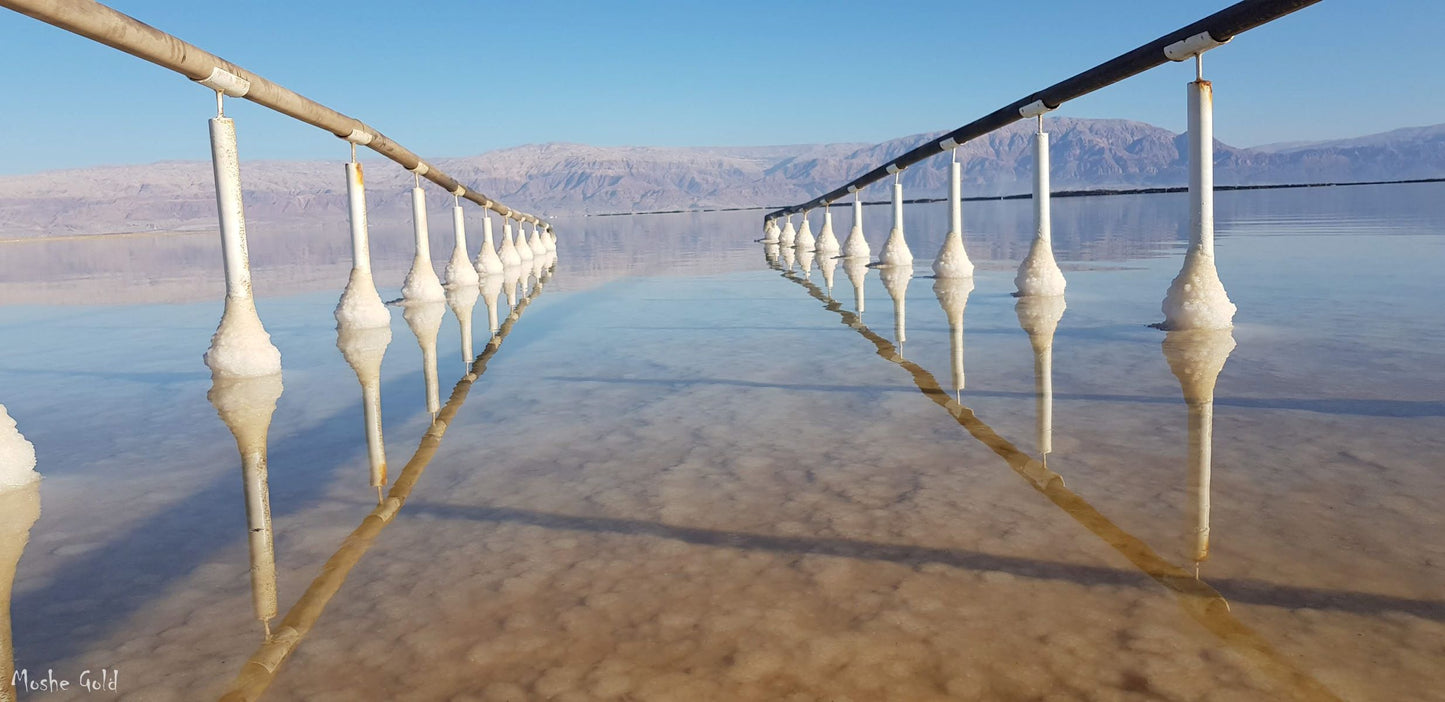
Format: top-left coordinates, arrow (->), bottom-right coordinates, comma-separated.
765,0 -> 1321,219
0,0 -> 544,224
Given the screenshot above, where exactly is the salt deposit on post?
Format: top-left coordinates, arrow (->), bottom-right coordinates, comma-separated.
401,180 -> 446,302
203,112 -> 282,378
1163,328 -> 1236,566
1016,294 -> 1067,458
335,160 -> 391,329
207,371 -> 283,635
879,176 -> 913,268
843,194 -> 871,259
933,151 -> 975,279
444,197 -> 480,287
403,301 -> 446,419
515,219 -> 535,264
1162,62 -> 1234,330
528,222 -> 547,257
763,218 -> 780,244
337,321 -> 392,498
1015,113 -> 1067,297
815,207 -> 840,256
780,215 -> 797,247
498,218 -> 523,267
0,406 -> 37,490
933,277 -> 975,397
795,212 -> 816,252
881,264 -> 912,350
544,224 -> 558,253
474,211 -> 505,275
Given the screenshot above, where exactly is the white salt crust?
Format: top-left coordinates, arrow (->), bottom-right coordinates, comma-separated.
843,220 -> 871,260
337,324 -> 392,384
1014,238 -> 1067,297
203,297 -> 282,378
815,215 -> 840,255
445,244 -> 480,288
779,220 -> 797,247
402,257 -> 446,303
1161,250 -> 1236,330
475,218 -> 506,275
498,223 -> 523,268
932,231 -> 975,279
1015,294 -> 1067,352
0,405 -> 38,489
794,218 -> 816,253
334,269 -> 391,329
879,227 -> 913,269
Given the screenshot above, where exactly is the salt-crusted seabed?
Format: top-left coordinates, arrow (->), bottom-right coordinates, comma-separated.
0,184 -> 1442,700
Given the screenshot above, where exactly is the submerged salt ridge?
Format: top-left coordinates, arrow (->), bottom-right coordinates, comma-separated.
0,406 -> 38,489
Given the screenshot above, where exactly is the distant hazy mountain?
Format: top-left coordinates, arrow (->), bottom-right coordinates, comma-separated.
1,119 -> 1441,237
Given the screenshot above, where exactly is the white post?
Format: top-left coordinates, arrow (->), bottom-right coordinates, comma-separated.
444,196 -> 480,287
516,217 -> 535,263
203,108 -> 282,377
880,176 -> 913,268
881,265 -> 912,351
780,215 -> 797,247
528,221 -> 547,256
544,223 -> 558,252
933,151 -> 974,278
1162,59 -> 1235,329
402,181 -> 445,301
1015,115 -> 1067,296
334,159 -> 391,329
763,218 -> 780,244
843,192 -> 870,259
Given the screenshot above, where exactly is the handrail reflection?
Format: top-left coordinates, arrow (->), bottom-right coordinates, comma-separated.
772,261 -> 1341,702
219,261 -> 554,702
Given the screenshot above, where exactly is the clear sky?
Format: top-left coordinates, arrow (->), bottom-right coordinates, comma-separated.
1,0 -> 1442,174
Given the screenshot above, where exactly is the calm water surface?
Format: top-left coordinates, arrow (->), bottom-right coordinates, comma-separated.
0,183 -> 1442,701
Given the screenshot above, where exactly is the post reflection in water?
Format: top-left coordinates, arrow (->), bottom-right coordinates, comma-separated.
880,265 -> 912,353
1163,328 -> 1236,569
207,372 -> 284,638
780,245 -> 796,272
446,282 -> 480,368
502,265 -> 521,318
403,301 -> 446,419
843,257 -> 869,318
797,248 -> 815,281
1016,295 -> 1066,460
763,242 -> 780,267
480,273 -> 504,336
337,320 -> 391,500
933,277 -> 975,401
0,405 -> 40,702
819,252 -> 838,299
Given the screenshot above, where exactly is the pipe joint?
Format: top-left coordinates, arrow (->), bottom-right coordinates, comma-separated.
1019,99 -> 1055,118
1165,31 -> 1230,61
195,66 -> 250,97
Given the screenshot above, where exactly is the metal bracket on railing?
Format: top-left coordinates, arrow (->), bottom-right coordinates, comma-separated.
409,163 -> 429,176
940,137 -> 960,151
343,128 -> 374,145
1019,99 -> 1055,118
195,66 -> 250,97
451,186 -> 466,197
1164,31 -> 1230,61
886,164 -> 902,175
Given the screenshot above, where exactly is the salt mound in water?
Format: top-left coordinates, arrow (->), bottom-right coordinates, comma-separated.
879,227 -> 913,268
1014,238 -> 1066,297
335,269 -> 391,329
0,405 -> 38,489
933,232 -> 974,279
204,298 -> 283,378
1161,251 -> 1235,330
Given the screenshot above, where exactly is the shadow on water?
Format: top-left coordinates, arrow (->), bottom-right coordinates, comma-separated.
11,368 -> 434,668
391,501 -> 1445,622
541,375 -> 1445,419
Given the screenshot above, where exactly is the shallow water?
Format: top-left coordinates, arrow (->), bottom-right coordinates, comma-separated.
1,182 -> 1443,701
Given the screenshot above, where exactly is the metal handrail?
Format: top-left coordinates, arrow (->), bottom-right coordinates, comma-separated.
765,0 -> 1321,220
0,0 -> 550,230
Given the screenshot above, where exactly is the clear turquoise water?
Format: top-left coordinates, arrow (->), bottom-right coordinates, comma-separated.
0,182 -> 1442,700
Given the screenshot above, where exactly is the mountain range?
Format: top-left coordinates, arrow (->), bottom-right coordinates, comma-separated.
1,118 -> 1441,237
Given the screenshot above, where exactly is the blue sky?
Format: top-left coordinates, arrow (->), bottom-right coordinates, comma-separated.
1,0 -> 1441,173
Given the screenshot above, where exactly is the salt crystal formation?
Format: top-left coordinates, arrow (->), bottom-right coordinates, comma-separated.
879,225 -> 913,269
933,231 -> 974,279
1014,238 -> 1067,297
842,207 -> 871,260
402,257 -> 445,302
794,217 -> 816,252
528,224 -> 548,257
475,215 -> 505,275
762,220 -> 780,244
0,406 -> 38,489
1161,250 -> 1235,330
779,218 -> 797,247
334,269 -> 391,329
814,211 -> 840,255
0,474 -> 40,702
204,297 -> 282,377
498,221 -> 523,268
444,207 -> 480,288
